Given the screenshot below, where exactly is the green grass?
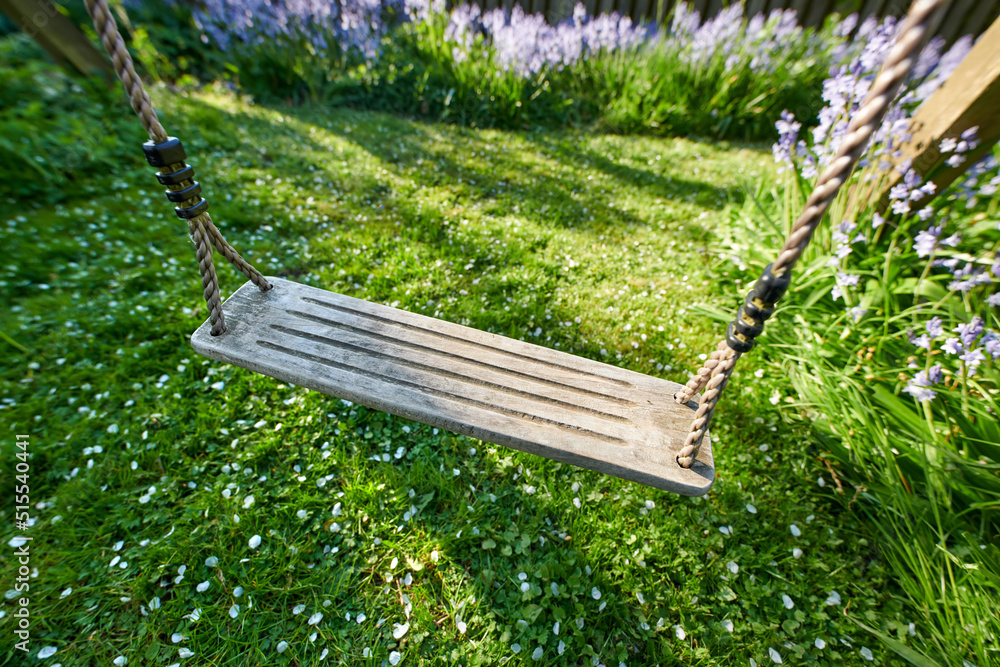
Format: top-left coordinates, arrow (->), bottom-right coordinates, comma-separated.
0,85 -> 941,666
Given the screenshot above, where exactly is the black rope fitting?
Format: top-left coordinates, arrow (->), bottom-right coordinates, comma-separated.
725,263 -> 792,353
142,137 -> 209,220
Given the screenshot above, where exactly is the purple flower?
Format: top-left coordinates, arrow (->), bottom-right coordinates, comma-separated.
983,331 -> 1000,359
955,316 -> 984,348
960,347 -> 986,374
913,225 -> 942,257
942,337 -> 963,355
903,364 -> 942,402
926,317 -> 944,338
773,110 -> 801,170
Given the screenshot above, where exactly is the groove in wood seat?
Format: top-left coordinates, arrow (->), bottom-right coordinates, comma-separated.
190,278 -> 714,496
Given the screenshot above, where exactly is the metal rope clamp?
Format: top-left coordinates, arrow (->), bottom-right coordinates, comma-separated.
142,137 -> 210,220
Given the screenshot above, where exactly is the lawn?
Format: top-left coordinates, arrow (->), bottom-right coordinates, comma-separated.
0,85 -> 922,666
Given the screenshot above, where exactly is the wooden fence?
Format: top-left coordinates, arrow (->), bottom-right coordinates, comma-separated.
470,0 -> 1000,44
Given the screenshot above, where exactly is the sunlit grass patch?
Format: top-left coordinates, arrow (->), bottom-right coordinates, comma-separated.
3,87 -> 911,666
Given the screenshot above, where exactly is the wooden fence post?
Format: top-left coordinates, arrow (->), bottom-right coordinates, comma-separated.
880,16 -> 1000,203
0,0 -> 112,76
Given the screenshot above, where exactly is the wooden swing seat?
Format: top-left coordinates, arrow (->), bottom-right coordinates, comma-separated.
191,278 -> 714,495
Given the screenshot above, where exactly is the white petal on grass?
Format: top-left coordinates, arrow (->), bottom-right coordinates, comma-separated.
727,561 -> 739,574
38,646 -> 58,659
229,604 -> 239,618
60,588 -> 72,599
782,595 -> 794,609
457,619 -> 467,633
276,641 -> 288,653
790,524 -> 801,537
205,556 -> 218,567
196,581 -> 210,593
557,640 -> 566,655
511,643 -> 521,653
308,612 -> 323,625
792,548 -> 803,558
113,657 -> 126,666
233,586 -> 244,597
178,648 -> 195,659
674,625 -> 686,640
591,587 -> 601,600
860,647 -> 874,661
532,647 -> 543,660
296,510 -> 308,519
722,619 -> 734,632
293,604 -> 306,615
320,649 -> 329,660
389,651 -> 402,666
356,612 -> 367,623
393,622 -> 410,639
171,633 -> 185,644
814,638 -> 826,649
109,556 -> 120,568
825,591 -> 842,606
113,540 -> 124,551
243,495 -> 255,509
746,504 -> 757,514
769,647 -> 783,664
149,597 -> 161,610
248,534 -> 261,549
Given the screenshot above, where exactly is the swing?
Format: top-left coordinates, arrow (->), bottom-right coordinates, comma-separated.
82,0 -> 941,496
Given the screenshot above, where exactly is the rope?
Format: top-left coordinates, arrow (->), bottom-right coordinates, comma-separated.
83,0 -> 271,335
673,0 -> 946,468
84,0 -> 166,143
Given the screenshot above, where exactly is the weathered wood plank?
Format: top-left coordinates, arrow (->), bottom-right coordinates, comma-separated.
191,278 -> 715,495
880,16 -> 1000,203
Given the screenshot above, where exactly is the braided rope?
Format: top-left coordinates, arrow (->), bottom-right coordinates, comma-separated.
674,339 -> 730,404
674,0 -> 945,468
84,0 -> 272,335
189,217 -> 226,335
201,214 -> 272,290
84,0 -> 166,143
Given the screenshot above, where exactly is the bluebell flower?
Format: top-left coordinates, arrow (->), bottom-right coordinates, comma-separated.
903,364 -> 942,402
913,225 -> 942,257
955,317 -> 984,348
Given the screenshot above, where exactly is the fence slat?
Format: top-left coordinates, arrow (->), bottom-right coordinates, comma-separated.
465,0 -> 998,42
937,0 -> 976,42
789,0 -> 810,21
959,0 -> 999,38
632,0 -> 651,22
859,0 -> 886,20
803,0 -> 832,26
747,0 -> 768,17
